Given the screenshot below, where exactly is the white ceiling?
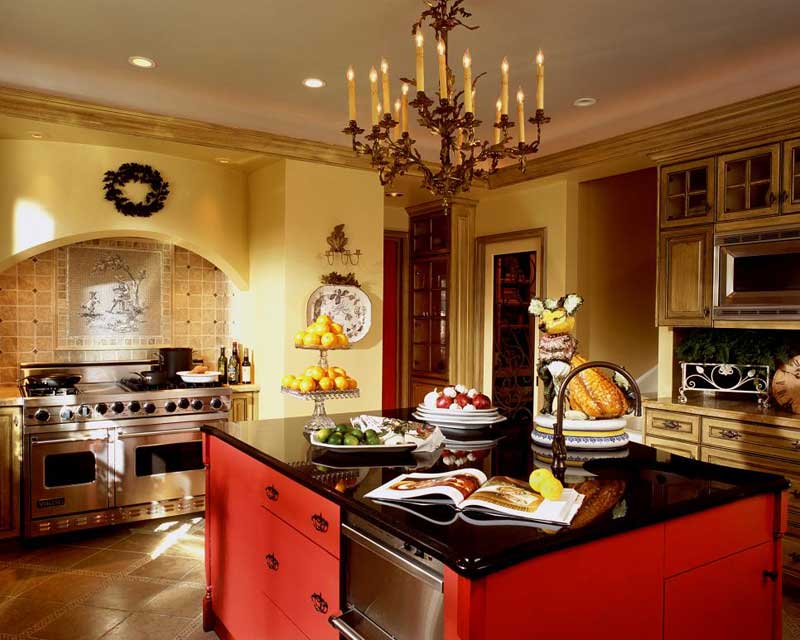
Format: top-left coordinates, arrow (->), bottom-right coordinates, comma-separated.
2,0 -> 800,159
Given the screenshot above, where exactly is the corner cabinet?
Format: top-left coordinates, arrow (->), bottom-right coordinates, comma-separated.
717,144 -> 781,222
659,158 -> 716,228
0,408 -> 21,539
657,226 -> 713,326
229,385 -> 259,422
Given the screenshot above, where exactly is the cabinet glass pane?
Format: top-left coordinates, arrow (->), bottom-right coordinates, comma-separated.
431,215 -> 449,251
749,182 -> 769,209
688,168 -> 707,193
413,291 -> 429,317
667,172 -> 686,196
726,160 -> 746,187
430,346 -> 447,374
793,148 -> 800,177
431,290 -> 447,318
666,196 -> 686,221
412,220 -> 429,239
413,263 -> 428,290
687,194 -> 707,216
435,320 -> 448,345
725,186 -> 746,213
431,260 -> 448,289
749,154 -> 771,182
413,319 -> 430,343
413,236 -> 430,254
794,177 -> 800,203
412,345 -> 429,371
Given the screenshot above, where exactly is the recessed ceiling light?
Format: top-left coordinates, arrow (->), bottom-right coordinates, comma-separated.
29,132 -> 44,139
215,157 -> 231,164
573,97 -> 597,108
385,192 -> 405,198
128,56 -> 156,69
302,78 -> 326,89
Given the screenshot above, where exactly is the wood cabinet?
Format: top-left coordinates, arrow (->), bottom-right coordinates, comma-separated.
230,385 -> 259,422
659,158 -> 716,228
657,226 -> 713,326
0,408 -> 21,539
783,138 -> 800,214
717,143 -> 781,221
644,435 -> 699,460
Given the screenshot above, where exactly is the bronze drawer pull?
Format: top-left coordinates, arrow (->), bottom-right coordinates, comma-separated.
662,420 -> 683,430
792,441 -> 800,450
790,552 -> 800,564
265,485 -> 279,501
719,429 -> 741,440
763,570 -> 778,581
265,553 -> 279,571
311,513 -> 329,533
311,592 -> 329,614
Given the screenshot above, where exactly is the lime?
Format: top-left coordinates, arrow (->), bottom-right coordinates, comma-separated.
343,434 -> 360,446
315,428 -> 333,443
349,429 -> 364,440
327,433 -> 343,446
366,435 -> 380,446
336,424 -> 350,434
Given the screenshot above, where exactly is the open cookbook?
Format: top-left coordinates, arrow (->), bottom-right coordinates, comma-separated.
364,469 -> 584,526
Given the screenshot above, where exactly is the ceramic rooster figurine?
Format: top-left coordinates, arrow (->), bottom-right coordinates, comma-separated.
529,293 -> 629,418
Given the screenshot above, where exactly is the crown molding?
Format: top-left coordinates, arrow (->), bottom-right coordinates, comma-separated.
489,84 -> 800,188
0,85 -> 370,170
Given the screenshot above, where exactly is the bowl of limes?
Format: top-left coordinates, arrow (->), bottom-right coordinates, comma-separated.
311,424 -> 416,453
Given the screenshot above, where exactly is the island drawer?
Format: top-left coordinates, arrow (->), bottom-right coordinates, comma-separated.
701,417 -> 800,461
645,409 -> 700,443
259,508 -> 339,640
260,591 -> 309,640
644,435 -> 698,460
260,467 -> 340,559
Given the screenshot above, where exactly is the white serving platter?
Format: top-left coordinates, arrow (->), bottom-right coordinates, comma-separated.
416,404 -> 499,415
310,440 -> 416,453
533,414 -> 627,432
412,412 -> 507,429
413,411 -> 506,423
177,370 -> 221,383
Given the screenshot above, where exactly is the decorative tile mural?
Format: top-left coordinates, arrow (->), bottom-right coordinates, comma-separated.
0,238 -> 237,384
57,240 -> 172,349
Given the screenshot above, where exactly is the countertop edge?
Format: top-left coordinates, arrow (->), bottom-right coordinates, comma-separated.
201,424 -> 789,579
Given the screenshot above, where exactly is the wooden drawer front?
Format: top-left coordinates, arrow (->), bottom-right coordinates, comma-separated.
645,409 -> 699,442
261,467 -> 340,559
783,533 -> 800,580
702,417 -> 800,461
701,447 -> 800,514
644,435 -> 699,460
260,509 -> 339,640
260,591 -> 309,640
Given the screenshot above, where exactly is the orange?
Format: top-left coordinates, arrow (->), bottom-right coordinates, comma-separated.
331,366 -> 347,378
326,367 -> 338,379
318,376 -> 334,391
281,374 -> 296,388
330,322 -> 343,335
303,333 -> 321,347
315,314 -> 332,325
289,378 -> 302,391
313,323 -> 330,336
299,377 -> 316,393
336,333 -> 349,347
306,324 -> 317,334
293,332 -> 305,346
346,377 -> 358,390
320,332 -> 336,348
334,376 -> 348,391
305,365 -> 325,381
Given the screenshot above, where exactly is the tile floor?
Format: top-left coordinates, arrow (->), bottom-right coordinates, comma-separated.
0,516 -> 798,639
0,515 -> 219,639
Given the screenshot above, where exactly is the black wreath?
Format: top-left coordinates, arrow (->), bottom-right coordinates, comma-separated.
102,162 -> 170,217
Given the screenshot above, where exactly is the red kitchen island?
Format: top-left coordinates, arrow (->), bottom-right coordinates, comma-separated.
201,411 -> 787,640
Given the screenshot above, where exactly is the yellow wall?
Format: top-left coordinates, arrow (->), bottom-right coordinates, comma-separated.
384,204 -> 409,231
0,140 -> 249,287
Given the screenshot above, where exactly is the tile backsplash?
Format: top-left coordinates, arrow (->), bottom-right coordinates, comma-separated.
0,238 -> 238,384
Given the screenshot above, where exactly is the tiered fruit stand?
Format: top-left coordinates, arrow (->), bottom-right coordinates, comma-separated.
280,345 -> 359,431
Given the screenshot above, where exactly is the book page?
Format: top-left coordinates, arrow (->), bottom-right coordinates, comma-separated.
364,469 -> 488,505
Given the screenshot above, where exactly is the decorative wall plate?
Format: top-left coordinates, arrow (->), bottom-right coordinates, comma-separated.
307,285 -> 371,343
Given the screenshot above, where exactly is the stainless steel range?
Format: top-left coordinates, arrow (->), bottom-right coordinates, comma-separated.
20,361 -> 230,537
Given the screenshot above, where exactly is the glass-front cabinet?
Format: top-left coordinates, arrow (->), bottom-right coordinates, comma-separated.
717,143 -> 781,221
783,138 -> 800,214
659,158 -> 715,228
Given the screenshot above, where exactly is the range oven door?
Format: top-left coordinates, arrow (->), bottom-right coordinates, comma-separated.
113,418 -> 208,508
28,429 -> 111,518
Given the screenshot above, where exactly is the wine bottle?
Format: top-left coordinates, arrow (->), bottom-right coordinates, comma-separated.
227,342 -> 241,385
241,348 -> 252,384
217,347 -> 228,384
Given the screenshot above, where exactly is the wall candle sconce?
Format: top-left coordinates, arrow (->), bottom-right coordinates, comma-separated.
325,224 -> 362,266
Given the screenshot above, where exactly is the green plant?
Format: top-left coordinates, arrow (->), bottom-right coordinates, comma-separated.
320,271 -> 361,287
675,329 -> 796,368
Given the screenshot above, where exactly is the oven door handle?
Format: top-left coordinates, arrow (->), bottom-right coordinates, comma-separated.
30,436 -> 107,445
342,522 -> 444,591
117,428 -> 201,438
329,613 -> 369,640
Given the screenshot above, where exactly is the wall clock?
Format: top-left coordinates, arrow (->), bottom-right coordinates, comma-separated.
771,355 -> 800,413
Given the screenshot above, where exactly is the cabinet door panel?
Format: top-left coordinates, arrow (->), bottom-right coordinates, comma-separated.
783,138 -> 800,214
664,542 -> 775,640
643,435 -> 698,460
657,226 -> 713,326
717,143 -> 781,221
261,592 -> 309,640
660,158 -> 715,228
0,409 -> 20,538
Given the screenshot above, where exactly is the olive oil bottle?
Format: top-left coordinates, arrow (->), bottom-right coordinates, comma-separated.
227,342 -> 241,385
217,347 -> 228,384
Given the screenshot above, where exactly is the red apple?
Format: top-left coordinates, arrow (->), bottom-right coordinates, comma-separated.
473,394 -> 492,409
455,393 -> 470,407
436,395 -> 453,409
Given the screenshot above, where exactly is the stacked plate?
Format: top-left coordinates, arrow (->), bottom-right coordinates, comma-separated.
412,405 -> 507,430
531,413 -> 630,450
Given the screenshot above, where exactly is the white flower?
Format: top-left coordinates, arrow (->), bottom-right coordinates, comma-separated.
449,403 -> 462,411
455,384 -> 467,394
463,404 -> 476,412
443,387 -> 457,398
467,388 -> 478,398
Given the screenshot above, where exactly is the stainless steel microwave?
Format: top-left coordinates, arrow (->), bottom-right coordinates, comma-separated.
714,224 -> 800,321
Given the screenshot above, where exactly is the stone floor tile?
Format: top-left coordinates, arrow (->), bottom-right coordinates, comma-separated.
0,565 -> 52,596
98,611 -> 193,640
141,583 -> 205,618
72,549 -> 148,575
131,554 -> 199,581
85,577 -> 168,611
20,543 -> 102,568
109,532 -> 171,555
0,595 -> 56,634
35,604 -> 129,640
22,571 -> 107,602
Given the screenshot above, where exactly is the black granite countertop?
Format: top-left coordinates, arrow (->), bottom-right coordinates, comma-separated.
202,409 -> 789,578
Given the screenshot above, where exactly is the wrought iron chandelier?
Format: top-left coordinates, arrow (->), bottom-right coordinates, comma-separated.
342,0 -> 549,204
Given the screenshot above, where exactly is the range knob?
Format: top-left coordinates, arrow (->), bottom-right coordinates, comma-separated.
59,407 -> 74,421
34,409 -> 50,422
191,399 -> 204,411
95,403 -> 108,416
165,401 -> 177,413
77,405 -> 92,418
128,401 -> 141,413
178,398 -> 190,410
144,402 -> 156,414
210,398 -> 223,410
112,401 -> 125,414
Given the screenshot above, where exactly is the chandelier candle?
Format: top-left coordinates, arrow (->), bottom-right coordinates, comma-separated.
346,66 -> 356,121
369,66 -> 379,125
463,49 -> 473,113
341,0 -> 549,201
415,29 -> 425,93
536,50 -> 545,110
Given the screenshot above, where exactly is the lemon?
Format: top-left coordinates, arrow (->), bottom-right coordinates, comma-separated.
330,322 -> 343,335
321,332 -> 336,348
281,374 -> 296,388
529,468 -> 553,492
539,477 -> 564,501
316,314 -> 332,325
293,332 -> 305,346
303,333 -> 321,347
336,333 -> 349,347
